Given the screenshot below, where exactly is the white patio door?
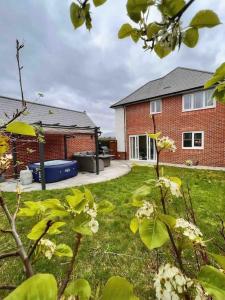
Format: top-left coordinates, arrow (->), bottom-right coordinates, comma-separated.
129,136 -> 139,160
147,136 -> 156,161
129,135 -> 156,161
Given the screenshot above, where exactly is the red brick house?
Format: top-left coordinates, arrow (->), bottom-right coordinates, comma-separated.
0,96 -> 97,176
111,67 -> 225,167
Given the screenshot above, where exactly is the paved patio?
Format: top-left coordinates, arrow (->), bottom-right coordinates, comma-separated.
0,160 -> 131,192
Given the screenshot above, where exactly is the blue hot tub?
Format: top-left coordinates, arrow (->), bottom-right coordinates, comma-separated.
29,160 -> 78,183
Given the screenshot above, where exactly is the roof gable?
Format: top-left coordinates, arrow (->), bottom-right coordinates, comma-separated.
111,67 -> 213,108
0,96 -> 96,128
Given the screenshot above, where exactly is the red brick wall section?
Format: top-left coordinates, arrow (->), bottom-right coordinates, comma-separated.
67,134 -> 95,158
6,133 -> 95,178
125,95 -> 225,167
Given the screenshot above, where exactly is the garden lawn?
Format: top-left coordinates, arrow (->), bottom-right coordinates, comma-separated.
0,165 -> 225,299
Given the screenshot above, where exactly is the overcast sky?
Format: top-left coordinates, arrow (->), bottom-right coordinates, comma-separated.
0,1 -> 224,135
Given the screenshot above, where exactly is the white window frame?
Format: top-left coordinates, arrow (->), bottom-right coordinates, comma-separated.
150,99 -> 162,114
182,90 -> 216,112
182,131 -> 204,149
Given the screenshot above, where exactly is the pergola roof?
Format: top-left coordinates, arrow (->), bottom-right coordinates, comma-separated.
0,96 -> 96,129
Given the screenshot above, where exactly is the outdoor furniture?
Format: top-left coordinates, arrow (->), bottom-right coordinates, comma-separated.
73,154 -> 104,173
98,154 -> 114,167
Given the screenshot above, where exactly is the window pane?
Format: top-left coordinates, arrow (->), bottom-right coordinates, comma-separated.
205,90 -> 214,107
183,133 -> 192,147
183,94 -> 192,110
194,133 -> 202,147
150,101 -> 155,113
193,92 -> 204,109
155,100 -> 161,112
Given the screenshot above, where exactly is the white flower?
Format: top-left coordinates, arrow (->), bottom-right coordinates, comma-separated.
135,201 -> 154,219
185,160 -> 193,166
156,177 -> 181,198
88,218 -> 99,234
175,218 -> 204,245
154,264 -> 193,300
156,136 -> 176,152
84,203 -> 97,218
39,239 -> 56,260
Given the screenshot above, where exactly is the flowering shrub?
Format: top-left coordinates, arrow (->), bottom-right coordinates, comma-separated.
156,177 -> 182,198
175,218 -> 204,246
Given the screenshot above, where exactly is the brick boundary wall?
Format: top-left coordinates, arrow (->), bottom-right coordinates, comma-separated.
125,95 -> 225,167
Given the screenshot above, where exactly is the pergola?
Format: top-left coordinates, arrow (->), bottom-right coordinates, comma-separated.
12,121 -> 101,191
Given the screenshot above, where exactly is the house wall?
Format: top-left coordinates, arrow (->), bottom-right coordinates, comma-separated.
6,133 -> 95,178
115,107 -> 126,159
125,95 -> 225,167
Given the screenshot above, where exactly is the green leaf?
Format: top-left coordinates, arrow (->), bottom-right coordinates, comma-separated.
6,121 -> 36,136
158,0 -> 185,17
198,265 -> 225,300
118,23 -> 133,39
204,63 -> 225,88
130,217 -> 139,234
213,87 -> 225,103
55,244 -> 73,258
154,43 -> 171,59
73,213 -> 92,236
84,188 -> 94,204
4,273 -> 57,300
190,10 -> 221,28
64,279 -> 91,300
183,28 -> 199,48
139,218 -> 169,250
27,219 -> 50,240
97,200 -> 115,214
208,253 -> 225,270
102,276 -> 138,300
47,222 -> 66,235
169,176 -> 182,187
130,30 -> 140,43
66,190 -> 86,213
147,132 -> 161,140
70,2 -> 85,29
158,213 -> 176,229
126,0 -> 150,23
147,23 -> 161,39
132,185 -> 152,202
93,0 -> 107,7
41,199 -> 64,210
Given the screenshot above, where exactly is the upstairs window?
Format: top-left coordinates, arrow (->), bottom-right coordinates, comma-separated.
182,131 -> 204,149
183,89 -> 215,111
150,100 -> 162,114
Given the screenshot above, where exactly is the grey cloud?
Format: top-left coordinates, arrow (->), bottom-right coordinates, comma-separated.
0,0 -> 225,135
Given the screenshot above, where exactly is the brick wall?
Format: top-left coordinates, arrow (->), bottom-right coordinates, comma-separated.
6,133 -> 95,178
125,95 -> 225,167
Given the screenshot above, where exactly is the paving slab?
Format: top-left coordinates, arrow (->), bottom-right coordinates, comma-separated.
0,160 -> 131,192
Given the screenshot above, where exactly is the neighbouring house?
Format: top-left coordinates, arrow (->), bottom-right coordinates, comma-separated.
111,67 -> 225,167
0,96 -> 97,177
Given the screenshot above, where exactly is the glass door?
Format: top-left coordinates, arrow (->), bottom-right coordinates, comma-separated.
129,136 -> 139,160
129,135 -> 156,161
147,136 -> 156,161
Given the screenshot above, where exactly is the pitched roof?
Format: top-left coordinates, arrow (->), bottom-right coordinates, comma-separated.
0,96 -> 96,128
111,67 -> 213,108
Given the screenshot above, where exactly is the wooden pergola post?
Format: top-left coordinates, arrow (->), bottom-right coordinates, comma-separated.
64,135 -> 68,159
94,127 -> 99,175
38,122 -> 46,190
12,137 -> 19,179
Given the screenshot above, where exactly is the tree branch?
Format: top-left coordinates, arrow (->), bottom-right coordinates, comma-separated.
0,284 -> 17,290
58,233 -> 82,299
28,220 -> 54,259
0,195 -> 33,278
0,250 -> 19,260
16,39 -> 26,107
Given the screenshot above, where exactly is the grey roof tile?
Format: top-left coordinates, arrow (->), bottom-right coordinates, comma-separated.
111,67 -> 213,108
0,96 -> 96,128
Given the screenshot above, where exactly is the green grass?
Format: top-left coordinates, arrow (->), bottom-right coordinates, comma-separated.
0,165 -> 225,299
